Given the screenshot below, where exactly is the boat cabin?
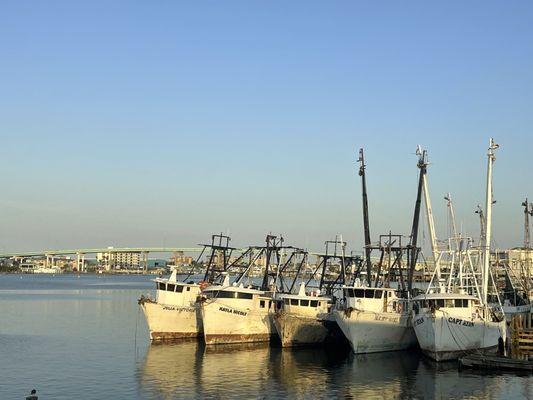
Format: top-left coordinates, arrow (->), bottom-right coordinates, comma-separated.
276,283 -> 330,316
343,286 -> 409,314
203,284 -> 274,312
412,293 -> 479,318
154,274 -> 201,307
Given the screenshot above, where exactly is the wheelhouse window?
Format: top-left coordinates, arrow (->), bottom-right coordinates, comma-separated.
310,300 -> 318,307
301,300 -> 309,307
354,289 -> 365,298
284,299 -> 290,305
374,291 -> 383,299
157,282 -> 166,290
290,299 -> 298,306
436,299 -> 445,308
445,299 -> 454,308
237,292 -> 253,300
167,284 -> 176,292
456,299 -> 469,307
260,300 -> 265,308
213,291 -> 236,298
364,289 -> 375,298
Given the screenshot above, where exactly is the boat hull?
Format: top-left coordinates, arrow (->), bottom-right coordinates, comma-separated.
334,309 -> 417,354
201,300 -> 274,345
413,312 -> 505,361
140,301 -> 202,341
273,312 -> 329,347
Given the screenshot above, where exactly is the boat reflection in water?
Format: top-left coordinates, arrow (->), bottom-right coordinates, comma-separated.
138,343 -> 524,399
137,339 -> 204,399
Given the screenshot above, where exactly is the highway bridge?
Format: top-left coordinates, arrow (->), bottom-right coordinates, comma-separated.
0,247 -> 204,272
0,247 -> 202,258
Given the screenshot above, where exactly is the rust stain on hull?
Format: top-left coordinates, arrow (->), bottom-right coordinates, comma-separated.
274,312 -> 329,347
204,333 -> 273,345
151,331 -> 201,341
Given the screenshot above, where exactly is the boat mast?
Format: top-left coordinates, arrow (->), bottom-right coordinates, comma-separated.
358,148 -> 372,286
416,146 -> 441,282
522,198 -> 532,249
444,193 -> 459,250
408,150 -> 425,293
482,138 -> 499,305
475,205 -> 486,246
521,198 -> 532,296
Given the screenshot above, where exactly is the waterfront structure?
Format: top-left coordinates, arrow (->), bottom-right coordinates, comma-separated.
412,140 -> 506,361
97,249 -> 144,270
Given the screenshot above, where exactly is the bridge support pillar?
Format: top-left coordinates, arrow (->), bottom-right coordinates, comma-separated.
143,252 -> 148,274
77,253 -> 85,272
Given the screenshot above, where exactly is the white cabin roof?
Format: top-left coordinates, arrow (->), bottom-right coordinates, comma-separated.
152,277 -> 199,287
276,292 -> 330,301
202,284 -> 265,295
342,285 -> 396,291
413,292 -> 479,301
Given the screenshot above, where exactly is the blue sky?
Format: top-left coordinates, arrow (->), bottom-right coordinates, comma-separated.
1,1 -> 532,253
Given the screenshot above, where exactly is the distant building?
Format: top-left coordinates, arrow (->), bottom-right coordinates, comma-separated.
171,251 -> 194,266
97,248 -> 141,270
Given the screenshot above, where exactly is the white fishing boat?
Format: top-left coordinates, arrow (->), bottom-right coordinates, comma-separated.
273,283 -> 330,347
411,140 -> 506,361
139,234 -> 235,341
201,234 -> 309,345
334,147 -> 427,355
139,269 -> 203,340
201,275 -> 275,345
412,291 -> 504,361
334,283 -> 417,353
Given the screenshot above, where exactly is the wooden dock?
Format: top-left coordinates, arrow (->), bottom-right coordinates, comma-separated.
511,313 -> 533,356
459,354 -> 533,373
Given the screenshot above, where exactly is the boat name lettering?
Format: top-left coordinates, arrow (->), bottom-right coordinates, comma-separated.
374,315 -> 399,323
219,306 -> 247,316
162,306 -> 193,312
448,317 -> 474,327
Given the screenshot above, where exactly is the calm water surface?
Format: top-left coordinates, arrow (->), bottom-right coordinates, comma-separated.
0,274 -> 531,399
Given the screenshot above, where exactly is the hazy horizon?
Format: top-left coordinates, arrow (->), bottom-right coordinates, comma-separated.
1,2 -> 532,254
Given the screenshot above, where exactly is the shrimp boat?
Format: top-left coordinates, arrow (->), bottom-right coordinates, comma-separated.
201,235 -> 299,345
333,235 -> 419,353
273,283 -> 330,347
140,270 -> 203,340
139,234 -> 234,341
273,238 -> 360,347
201,274 -> 276,345
411,141 -> 506,361
334,148 -> 425,354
